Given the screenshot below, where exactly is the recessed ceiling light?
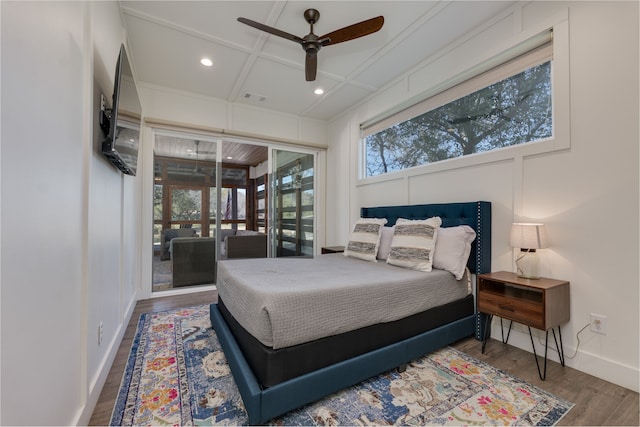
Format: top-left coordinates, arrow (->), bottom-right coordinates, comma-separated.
226,156 -> 233,160
200,57 -> 213,67
314,88 -> 324,95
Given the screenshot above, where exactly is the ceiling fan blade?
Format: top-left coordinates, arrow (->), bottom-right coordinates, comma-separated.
320,16 -> 384,46
237,17 -> 304,44
305,53 -> 317,81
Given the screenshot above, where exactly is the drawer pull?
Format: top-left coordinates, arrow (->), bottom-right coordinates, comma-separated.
498,304 -> 515,312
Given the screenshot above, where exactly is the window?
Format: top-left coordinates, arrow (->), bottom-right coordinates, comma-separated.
362,33 -> 553,178
255,176 -> 267,233
273,152 -> 315,257
171,188 -> 202,221
210,187 -> 247,231
152,131 -> 254,251
153,184 -> 163,251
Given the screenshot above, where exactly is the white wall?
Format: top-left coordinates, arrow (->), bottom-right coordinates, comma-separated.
326,1 -> 639,392
137,83 -> 328,145
1,1 -> 140,424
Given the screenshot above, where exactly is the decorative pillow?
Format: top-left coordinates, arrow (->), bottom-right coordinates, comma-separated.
386,217 -> 442,272
377,226 -> 395,260
344,218 -> 388,262
433,225 -> 477,280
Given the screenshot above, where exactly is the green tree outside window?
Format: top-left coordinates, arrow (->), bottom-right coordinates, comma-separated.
365,61 -> 552,177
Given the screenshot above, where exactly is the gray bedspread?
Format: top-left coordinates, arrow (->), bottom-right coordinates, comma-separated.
216,254 -> 470,349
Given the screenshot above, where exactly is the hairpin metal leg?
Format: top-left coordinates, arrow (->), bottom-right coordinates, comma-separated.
481,314 -> 493,354
528,326 -> 565,380
528,326 -> 549,380
552,327 -> 566,366
500,318 -> 513,344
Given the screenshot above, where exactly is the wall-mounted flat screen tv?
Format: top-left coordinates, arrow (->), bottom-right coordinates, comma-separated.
101,44 -> 141,176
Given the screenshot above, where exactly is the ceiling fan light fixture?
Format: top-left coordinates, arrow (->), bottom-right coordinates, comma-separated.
200,57 -> 213,67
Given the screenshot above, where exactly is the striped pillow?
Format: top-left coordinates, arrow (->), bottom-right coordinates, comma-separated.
386,217 -> 442,271
344,218 -> 388,262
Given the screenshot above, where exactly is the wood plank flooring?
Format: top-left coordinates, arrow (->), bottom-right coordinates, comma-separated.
453,338 -> 639,426
90,290 -> 639,426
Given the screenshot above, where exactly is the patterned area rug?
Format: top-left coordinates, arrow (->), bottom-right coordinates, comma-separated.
110,305 -> 574,426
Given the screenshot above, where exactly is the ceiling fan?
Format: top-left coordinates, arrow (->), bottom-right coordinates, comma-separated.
238,9 -> 384,81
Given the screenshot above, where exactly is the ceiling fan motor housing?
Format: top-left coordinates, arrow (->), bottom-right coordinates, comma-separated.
303,9 -> 323,54
303,37 -> 322,55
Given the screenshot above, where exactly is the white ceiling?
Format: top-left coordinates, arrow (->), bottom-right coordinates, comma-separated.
121,1 -> 516,122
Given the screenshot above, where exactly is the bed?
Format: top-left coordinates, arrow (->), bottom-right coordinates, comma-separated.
210,201 -> 491,424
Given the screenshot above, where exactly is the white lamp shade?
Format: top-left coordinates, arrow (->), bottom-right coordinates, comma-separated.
509,223 -> 549,250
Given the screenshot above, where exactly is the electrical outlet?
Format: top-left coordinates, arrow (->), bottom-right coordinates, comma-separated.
98,322 -> 104,346
590,313 -> 607,335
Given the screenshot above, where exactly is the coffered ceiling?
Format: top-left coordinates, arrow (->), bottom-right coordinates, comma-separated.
121,1 -> 515,122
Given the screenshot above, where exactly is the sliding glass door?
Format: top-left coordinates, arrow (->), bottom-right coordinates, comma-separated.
153,134 -> 219,291
271,149 -> 315,257
150,129 -> 318,292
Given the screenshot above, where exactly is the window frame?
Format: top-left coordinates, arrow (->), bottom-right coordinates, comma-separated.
358,19 -> 570,184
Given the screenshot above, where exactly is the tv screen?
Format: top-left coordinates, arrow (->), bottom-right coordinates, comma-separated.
102,44 -> 141,176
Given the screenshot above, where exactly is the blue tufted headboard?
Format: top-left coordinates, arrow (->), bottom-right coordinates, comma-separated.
360,201 -> 491,274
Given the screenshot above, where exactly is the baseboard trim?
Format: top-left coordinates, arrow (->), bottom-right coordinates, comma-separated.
491,327 -> 639,393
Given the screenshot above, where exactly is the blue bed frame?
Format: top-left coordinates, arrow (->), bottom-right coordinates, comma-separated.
210,201 -> 491,424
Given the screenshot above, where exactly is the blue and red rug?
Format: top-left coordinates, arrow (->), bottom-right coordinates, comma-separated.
110,305 -> 573,425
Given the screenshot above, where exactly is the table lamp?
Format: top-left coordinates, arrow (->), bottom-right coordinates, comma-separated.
509,223 -> 549,279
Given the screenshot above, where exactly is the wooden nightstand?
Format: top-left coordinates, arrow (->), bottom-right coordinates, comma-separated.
321,246 -> 345,254
477,271 -> 570,380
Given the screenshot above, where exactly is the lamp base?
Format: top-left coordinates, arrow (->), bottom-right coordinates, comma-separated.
515,249 -> 540,279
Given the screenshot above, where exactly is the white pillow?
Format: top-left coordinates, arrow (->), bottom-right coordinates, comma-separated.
386,217 -> 442,272
377,226 -> 395,260
433,225 -> 477,280
343,218 -> 388,262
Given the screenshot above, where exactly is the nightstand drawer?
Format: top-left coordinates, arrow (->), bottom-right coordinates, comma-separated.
478,292 -> 544,329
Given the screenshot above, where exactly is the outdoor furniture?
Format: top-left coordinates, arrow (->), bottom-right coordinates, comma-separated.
224,233 -> 268,259
171,237 -> 215,287
160,228 -> 197,260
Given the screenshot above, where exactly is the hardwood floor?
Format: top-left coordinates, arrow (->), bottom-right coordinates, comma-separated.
453,339 -> 639,426
90,291 -> 639,426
